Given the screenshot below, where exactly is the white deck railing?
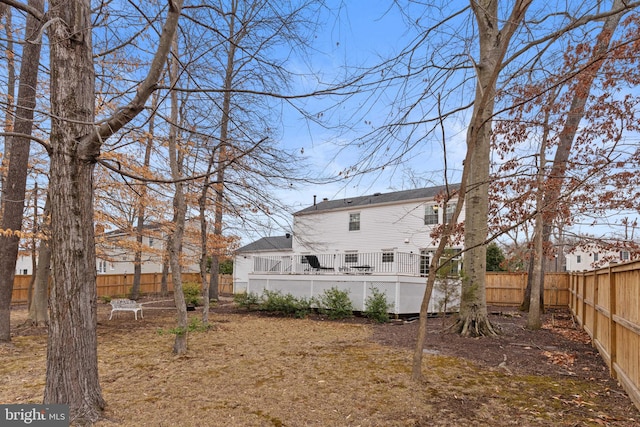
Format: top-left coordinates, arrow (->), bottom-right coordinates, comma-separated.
252,251 -> 432,276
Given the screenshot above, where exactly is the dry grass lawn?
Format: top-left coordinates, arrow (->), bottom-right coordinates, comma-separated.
1,303 -> 637,426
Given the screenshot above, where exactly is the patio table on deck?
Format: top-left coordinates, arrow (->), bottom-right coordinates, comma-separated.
350,265 -> 373,274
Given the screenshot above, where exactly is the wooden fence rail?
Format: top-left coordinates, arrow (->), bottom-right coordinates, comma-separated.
569,260 -> 640,412
485,272 -> 569,307
10,273 -> 233,303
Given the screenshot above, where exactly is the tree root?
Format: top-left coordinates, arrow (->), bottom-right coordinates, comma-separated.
452,313 -> 498,337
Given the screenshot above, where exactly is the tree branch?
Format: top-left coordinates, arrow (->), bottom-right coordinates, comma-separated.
0,0 -> 44,20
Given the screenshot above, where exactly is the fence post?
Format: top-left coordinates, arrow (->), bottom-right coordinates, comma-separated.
592,270 -> 599,349
608,263 -> 617,379
581,273 -> 587,327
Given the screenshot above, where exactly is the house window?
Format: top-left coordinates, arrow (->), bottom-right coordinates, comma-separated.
349,213 -> 360,231
444,203 -> 457,224
345,252 -> 358,263
576,255 -> 581,263
382,252 -> 394,263
149,238 -> 154,248
424,205 -> 439,225
420,250 -> 432,277
593,253 -> 599,262
22,269 -> 28,275
621,251 -> 630,261
439,249 -> 462,277
98,260 -> 107,273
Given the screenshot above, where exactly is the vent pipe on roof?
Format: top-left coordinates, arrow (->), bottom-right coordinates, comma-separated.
313,195 -> 316,206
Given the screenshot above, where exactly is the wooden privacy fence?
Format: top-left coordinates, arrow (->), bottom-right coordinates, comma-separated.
569,261 -> 640,411
485,272 -> 570,307
11,273 -> 233,303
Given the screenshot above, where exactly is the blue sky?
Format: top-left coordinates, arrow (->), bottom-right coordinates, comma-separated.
248,0 -> 640,246
276,1 -> 467,214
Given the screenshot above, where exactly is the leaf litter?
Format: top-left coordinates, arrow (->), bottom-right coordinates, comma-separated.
1,300 -> 638,426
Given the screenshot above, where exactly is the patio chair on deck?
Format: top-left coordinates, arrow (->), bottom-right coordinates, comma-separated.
304,255 -> 334,273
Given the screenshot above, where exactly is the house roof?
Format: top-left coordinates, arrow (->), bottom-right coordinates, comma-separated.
294,183 -> 460,215
236,235 -> 293,253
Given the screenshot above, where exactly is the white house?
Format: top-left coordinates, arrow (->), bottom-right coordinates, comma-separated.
96,224 -> 200,275
565,243 -> 638,271
234,184 -> 463,314
15,252 -> 32,276
14,224 -> 200,277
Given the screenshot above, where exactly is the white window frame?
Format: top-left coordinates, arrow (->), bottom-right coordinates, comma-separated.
444,203 -> 457,224
424,205 -> 439,225
344,251 -> 358,263
349,213 -> 360,231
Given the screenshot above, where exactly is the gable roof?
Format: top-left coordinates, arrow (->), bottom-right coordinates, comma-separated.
294,183 -> 460,215
236,235 -> 293,253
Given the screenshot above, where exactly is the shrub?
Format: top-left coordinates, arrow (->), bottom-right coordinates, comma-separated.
99,295 -> 112,304
315,287 -> 353,319
363,287 -> 392,323
182,282 -> 202,306
260,290 -> 312,318
233,291 -> 260,310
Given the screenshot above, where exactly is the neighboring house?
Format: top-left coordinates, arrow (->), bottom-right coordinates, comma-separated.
234,184 -> 463,314
15,252 -> 33,275
565,243 -> 639,271
96,223 -> 200,275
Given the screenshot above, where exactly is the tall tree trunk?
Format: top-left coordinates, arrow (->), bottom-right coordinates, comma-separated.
0,0 -> 43,342
209,2 -> 240,300
27,182 -> 39,311
34,0 -> 184,421
455,0 -> 531,337
28,193 -> 50,326
161,252 -> 169,296
43,1 -> 105,422
131,94 -> 157,300
167,36 -> 188,355
199,156 -> 214,324
1,4 -> 16,195
527,139 -> 547,329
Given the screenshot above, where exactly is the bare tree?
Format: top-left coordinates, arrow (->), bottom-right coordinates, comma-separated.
450,0 -> 532,336
0,0 -> 44,342
28,192 -> 49,325
1,3 -> 15,192
525,0 -> 630,327
131,93 -> 159,300
2,0 -> 186,421
166,35 -> 189,355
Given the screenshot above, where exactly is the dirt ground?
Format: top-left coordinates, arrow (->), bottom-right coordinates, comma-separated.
2,297 -> 639,426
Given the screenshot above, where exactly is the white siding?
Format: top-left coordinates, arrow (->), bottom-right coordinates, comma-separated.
293,198 -> 463,255
15,254 -> 32,275
245,274 -> 461,314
